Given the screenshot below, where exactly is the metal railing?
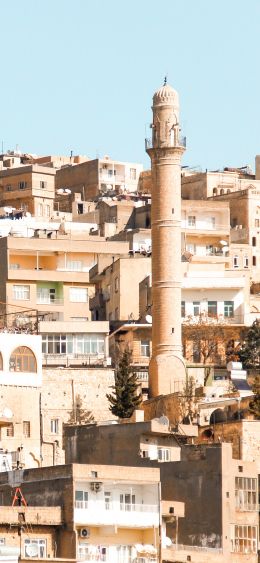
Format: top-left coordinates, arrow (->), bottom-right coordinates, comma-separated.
145,136 -> 186,149
75,502 -> 158,513
169,544 -> 223,553
36,297 -> 64,305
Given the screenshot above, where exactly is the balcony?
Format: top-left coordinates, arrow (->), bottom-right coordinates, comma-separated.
99,173 -> 126,183
74,501 -> 159,527
42,353 -> 107,367
36,296 -> 64,305
145,136 -> 186,150
8,268 -> 89,283
162,545 -> 223,563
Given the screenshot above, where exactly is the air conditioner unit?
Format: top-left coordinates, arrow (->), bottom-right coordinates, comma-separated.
80,528 -> 90,539
90,482 -> 103,492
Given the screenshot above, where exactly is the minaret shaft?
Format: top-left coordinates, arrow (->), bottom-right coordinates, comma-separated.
146,83 -> 186,396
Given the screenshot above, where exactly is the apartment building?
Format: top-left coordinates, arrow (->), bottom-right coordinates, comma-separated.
0,464 -> 163,563
64,422 -> 259,563
181,167 -> 258,200
0,164 -> 56,218
55,156 -> 143,205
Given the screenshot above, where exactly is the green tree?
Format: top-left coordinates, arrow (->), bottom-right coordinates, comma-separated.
106,349 -> 142,418
238,320 -> 260,369
249,376 -> 260,420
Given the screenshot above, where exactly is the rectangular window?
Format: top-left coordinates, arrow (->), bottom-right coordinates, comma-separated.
193,301 -> 200,316
181,301 -> 185,318
230,525 -> 257,554
0,539 -> 5,545
120,494 -> 135,511
75,490 -> 88,509
45,205 -> 50,217
114,276 -> 119,292
67,261 -> 83,271
40,181 -> 47,189
23,421 -> 30,438
141,340 -> 150,357
51,419 -> 59,434
211,217 -> 216,228
6,424 -> 14,437
18,181 -> 27,190
224,301 -> 234,318
255,219 -> 260,227
208,301 -> 217,317
130,168 -> 137,180
6,185 -> 12,191
38,203 -> 43,216
233,255 -> 239,268
206,245 -> 213,255
244,256 -> 249,268
104,491 -> 111,510
188,216 -> 196,227
235,477 -> 257,511
13,285 -> 30,300
158,448 -> 171,462
24,539 -> 46,558
186,243 -> 196,254
69,287 -> 88,302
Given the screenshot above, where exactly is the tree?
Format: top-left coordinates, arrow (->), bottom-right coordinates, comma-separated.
238,320 -> 260,369
67,394 -> 95,425
106,349 -> 142,418
249,376 -> 260,420
178,376 -> 198,423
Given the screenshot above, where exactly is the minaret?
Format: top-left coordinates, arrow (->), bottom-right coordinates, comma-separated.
146,80 -> 186,396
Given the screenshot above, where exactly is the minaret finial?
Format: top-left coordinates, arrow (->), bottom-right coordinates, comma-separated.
164,75 -> 167,86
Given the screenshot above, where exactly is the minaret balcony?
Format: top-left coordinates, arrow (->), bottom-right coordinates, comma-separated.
145,136 -> 186,150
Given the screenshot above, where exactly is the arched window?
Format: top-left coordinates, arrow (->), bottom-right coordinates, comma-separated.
213,188 -> 218,196
0,353 -> 2,370
227,189 -> 231,194
220,188 -> 225,195
9,347 -> 37,373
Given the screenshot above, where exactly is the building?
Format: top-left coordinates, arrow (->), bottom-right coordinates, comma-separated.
0,164 -> 56,219
0,463 -> 163,563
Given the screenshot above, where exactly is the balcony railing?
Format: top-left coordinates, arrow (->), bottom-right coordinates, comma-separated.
75,502 -> 158,513
168,544 -> 223,553
145,136 -> 186,150
36,297 -> 64,305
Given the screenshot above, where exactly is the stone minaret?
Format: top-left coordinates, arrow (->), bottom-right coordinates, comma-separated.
146,80 -> 186,396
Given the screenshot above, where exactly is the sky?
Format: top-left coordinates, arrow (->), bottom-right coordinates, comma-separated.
1,0 -> 260,171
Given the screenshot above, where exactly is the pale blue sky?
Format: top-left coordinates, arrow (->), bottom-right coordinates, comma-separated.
1,0 -> 259,171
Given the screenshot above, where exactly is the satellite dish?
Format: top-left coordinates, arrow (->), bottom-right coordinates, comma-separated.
2,408 -> 13,419
25,212 -> 31,217
25,545 -> 39,557
158,415 -> 169,426
219,240 -> 228,246
145,314 -> 152,324
4,207 -> 13,213
64,188 -> 71,194
164,537 -> 172,547
56,189 -> 64,194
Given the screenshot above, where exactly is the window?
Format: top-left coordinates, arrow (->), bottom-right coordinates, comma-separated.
40,181 -> 47,189
75,490 -> 88,509
120,494 -> 135,511
213,188 -> 218,196
141,340 -> 150,357
208,301 -> 217,317
105,491 -> 111,510
78,546 -> 107,561
37,287 -> 56,304
130,168 -> 136,180
193,301 -> 200,316
37,203 -> 43,216
230,525 -> 257,554
186,243 -> 196,254
24,539 -> 46,558
233,255 -> 239,268
114,277 -> 119,292
115,307 -> 119,320
42,334 -> 105,356
23,421 -> 30,438
224,301 -> 234,318
18,181 -> 27,190
6,185 -> 12,191
67,261 -> 83,271
188,216 -> 196,227
45,205 -> 50,217
244,255 -> 249,268
211,217 -> 216,228
6,424 -> 14,437
9,347 -> 37,373
252,237 -> 256,247
51,419 -> 59,434
69,287 -> 88,302
158,448 -> 171,462
13,285 -> 30,300
181,301 -> 185,318
252,256 -> 257,267
235,477 -> 257,511
255,219 -> 259,227
193,342 -> 201,363
0,539 -> 5,545
206,245 -> 214,255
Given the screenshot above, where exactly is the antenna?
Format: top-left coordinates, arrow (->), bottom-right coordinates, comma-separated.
164,74 -> 168,86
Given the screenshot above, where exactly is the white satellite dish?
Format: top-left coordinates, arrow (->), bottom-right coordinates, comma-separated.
56,189 -> 64,194
219,240 -> 228,246
64,188 -> 71,194
145,314 -> 152,324
25,545 -> 39,557
25,212 -> 31,217
2,407 -> 13,419
164,537 -> 172,547
4,207 -> 13,213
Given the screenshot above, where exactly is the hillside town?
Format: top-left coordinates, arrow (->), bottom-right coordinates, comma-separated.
0,81 -> 259,563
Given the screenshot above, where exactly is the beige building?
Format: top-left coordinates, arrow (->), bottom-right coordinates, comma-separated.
0,463 -> 163,563
0,164 -> 56,218
55,156 -> 143,205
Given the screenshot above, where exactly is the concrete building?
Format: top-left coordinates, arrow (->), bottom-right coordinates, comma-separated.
0,463 -> 163,563
0,164 -> 56,219
146,82 -> 187,396
55,156 -> 143,206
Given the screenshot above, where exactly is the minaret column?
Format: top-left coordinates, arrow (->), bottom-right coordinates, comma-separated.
146,81 -> 186,397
